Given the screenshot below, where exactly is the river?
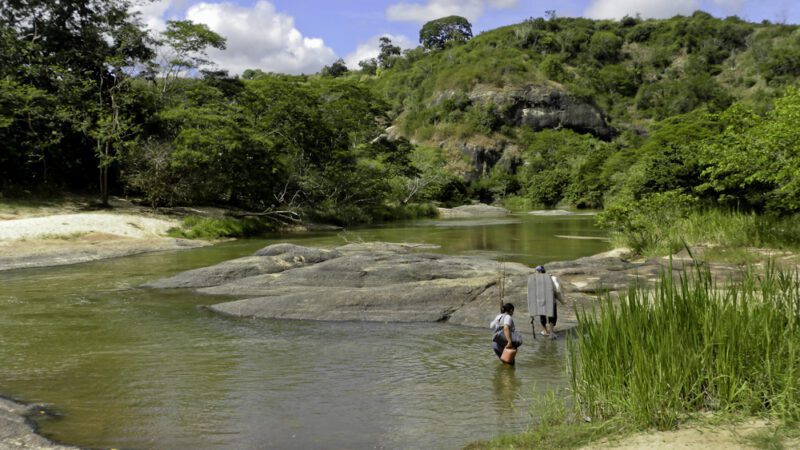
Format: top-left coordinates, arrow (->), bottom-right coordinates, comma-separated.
0,213 -> 608,449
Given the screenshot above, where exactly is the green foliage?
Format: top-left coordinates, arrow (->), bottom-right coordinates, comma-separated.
419,15 -> 473,50
595,191 -> 699,254
168,215 -> 272,239
635,75 -> 733,119
589,31 -> 623,63
158,20 -> 227,96
612,110 -> 721,202
5,6 -> 800,228
321,58 -> 349,77
569,264 -> 800,428
378,37 -> 401,69
698,88 -> 800,213
540,55 -> 571,82
519,129 -> 609,208
357,58 -> 378,75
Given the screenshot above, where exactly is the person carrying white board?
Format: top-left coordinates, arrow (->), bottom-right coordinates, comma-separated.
527,265 -> 565,339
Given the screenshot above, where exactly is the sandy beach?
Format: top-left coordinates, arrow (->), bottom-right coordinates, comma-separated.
0,211 -> 208,272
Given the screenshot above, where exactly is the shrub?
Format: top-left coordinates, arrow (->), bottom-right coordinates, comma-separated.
168,216 -> 272,239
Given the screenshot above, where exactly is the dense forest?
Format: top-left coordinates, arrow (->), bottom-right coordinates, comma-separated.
2,1 -> 799,231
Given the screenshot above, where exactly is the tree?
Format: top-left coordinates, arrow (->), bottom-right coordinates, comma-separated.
92,20 -> 155,206
158,20 -> 227,96
358,58 -> 378,75
699,89 -> 800,213
589,31 -> 623,63
321,58 -> 349,77
419,16 -> 473,50
0,0 -> 154,202
378,37 -> 401,69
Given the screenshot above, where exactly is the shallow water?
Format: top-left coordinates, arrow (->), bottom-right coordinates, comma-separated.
0,214 -> 607,449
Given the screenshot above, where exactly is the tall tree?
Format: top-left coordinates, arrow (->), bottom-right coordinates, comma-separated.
0,0 -> 154,200
158,20 -> 227,97
378,37 -> 401,69
419,16 -> 473,50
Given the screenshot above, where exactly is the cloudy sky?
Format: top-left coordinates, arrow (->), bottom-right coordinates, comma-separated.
133,0 -> 800,75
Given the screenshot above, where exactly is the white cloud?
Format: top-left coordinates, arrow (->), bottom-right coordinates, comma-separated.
584,0 -> 699,19
387,0 -> 518,23
185,1 -> 336,75
131,0 -> 172,32
343,34 -> 414,69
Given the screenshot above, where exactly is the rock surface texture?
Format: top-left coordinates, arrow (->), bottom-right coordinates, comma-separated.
0,397 -> 76,449
468,84 -> 614,140
145,242 -> 742,330
436,204 -> 510,218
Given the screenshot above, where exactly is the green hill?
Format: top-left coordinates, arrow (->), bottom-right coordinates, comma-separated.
3,3 -> 799,230
360,11 -> 800,211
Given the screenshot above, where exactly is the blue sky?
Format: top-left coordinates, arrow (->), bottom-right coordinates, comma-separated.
134,0 -> 800,75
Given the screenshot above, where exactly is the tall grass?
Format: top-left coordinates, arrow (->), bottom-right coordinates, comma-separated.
568,262 -> 800,429
601,206 -> 800,256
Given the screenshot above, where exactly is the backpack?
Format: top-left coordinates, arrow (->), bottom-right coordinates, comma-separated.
489,313 -> 504,332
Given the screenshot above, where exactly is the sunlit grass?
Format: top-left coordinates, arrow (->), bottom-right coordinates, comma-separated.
604,209 -> 800,257
568,262 -> 800,429
167,216 -> 273,240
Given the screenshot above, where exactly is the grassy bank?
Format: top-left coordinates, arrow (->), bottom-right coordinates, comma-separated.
471,262 -> 800,449
570,263 -> 800,428
597,197 -> 800,258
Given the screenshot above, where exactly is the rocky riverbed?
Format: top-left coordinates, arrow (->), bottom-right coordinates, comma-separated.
144,241 -> 743,331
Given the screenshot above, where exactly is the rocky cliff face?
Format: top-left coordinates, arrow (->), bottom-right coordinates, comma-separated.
430,83 -> 613,179
467,84 -> 614,140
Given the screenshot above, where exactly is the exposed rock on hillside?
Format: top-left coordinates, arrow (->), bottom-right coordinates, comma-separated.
468,84 -> 614,140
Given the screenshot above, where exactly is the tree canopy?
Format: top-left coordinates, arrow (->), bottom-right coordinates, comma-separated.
419,16 -> 473,50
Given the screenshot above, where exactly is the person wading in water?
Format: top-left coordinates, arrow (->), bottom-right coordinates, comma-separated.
527,265 -> 565,339
490,303 -> 521,364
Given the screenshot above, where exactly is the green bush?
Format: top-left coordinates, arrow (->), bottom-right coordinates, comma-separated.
168,216 -> 273,239
595,191 -> 699,254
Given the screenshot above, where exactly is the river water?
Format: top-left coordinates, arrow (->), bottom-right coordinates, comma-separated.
0,213 -> 608,449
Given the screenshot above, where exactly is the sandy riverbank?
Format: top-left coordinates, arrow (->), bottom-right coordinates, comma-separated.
0,211 -> 209,272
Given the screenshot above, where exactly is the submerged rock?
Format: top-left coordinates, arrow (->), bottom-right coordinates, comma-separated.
437,204 -> 510,218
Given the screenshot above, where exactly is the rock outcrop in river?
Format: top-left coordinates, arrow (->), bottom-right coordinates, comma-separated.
0,397 -> 76,449
144,242 -> 742,329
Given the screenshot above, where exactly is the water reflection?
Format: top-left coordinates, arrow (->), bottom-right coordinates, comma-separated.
493,364 -> 521,419
0,214 -> 605,449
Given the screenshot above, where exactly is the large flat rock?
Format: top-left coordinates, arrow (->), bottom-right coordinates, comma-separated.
144,242 -> 742,331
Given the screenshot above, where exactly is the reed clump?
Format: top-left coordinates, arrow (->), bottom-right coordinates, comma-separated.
568,262 -> 800,430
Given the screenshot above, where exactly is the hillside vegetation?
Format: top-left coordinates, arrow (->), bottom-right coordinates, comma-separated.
2,3 -> 799,237
366,12 -> 800,216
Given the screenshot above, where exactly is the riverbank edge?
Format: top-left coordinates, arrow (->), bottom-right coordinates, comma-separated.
0,395 -> 77,449
0,245 -> 615,449
1,244 -> 792,449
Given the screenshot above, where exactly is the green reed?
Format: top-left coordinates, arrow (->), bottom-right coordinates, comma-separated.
568,262 -> 800,430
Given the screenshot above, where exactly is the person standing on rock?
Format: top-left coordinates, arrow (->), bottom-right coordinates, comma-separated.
527,265 -> 565,339
490,303 -> 521,364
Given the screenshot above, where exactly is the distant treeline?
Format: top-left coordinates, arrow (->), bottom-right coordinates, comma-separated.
2,3 -> 799,225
